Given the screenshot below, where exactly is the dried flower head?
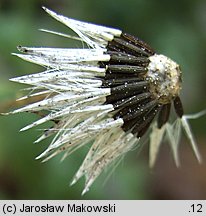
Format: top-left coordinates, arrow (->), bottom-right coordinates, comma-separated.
10,7 -> 206,195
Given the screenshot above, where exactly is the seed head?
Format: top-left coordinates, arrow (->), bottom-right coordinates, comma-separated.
9,7 -> 205,194
147,54 -> 182,104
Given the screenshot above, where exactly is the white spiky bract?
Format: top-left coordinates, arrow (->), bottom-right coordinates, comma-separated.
149,112 -> 205,168
11,7 -> 204,194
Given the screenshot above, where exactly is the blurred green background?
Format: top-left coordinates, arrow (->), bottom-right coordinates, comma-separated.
0,0 -> 206,199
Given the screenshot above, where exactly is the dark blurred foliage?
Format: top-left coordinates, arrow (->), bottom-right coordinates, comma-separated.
0,0 -> 206,200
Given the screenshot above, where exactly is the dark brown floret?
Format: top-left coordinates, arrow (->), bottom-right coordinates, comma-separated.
157,103 -> 171,128
113,92 -> 151,109
120,33 -> 155,56
106,81 -> 148,104
108,51 -> 150,66
173,96 -> 184,118
107,65 -> 147,74
100,32 -> 183,138
120,99 -> 158,121
131,105 -> 160,137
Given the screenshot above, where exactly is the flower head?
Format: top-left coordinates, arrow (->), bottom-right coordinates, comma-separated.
10,7 -> 205,195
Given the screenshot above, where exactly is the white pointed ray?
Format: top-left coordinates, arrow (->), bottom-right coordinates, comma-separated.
149,123 -> 166,167
10,69 -> 103,85
16,90 -> 51,101
12,88 -> 110,114
16,46 -> 110,63
181,109 -> 206,163
39,29 -> 82,41
181,116 -> 202,163
166,119 -> 182,167
13,53 -> 107,73
42,7 -> 122,48
19,96 -> 112,132
80,131 -> 139,195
